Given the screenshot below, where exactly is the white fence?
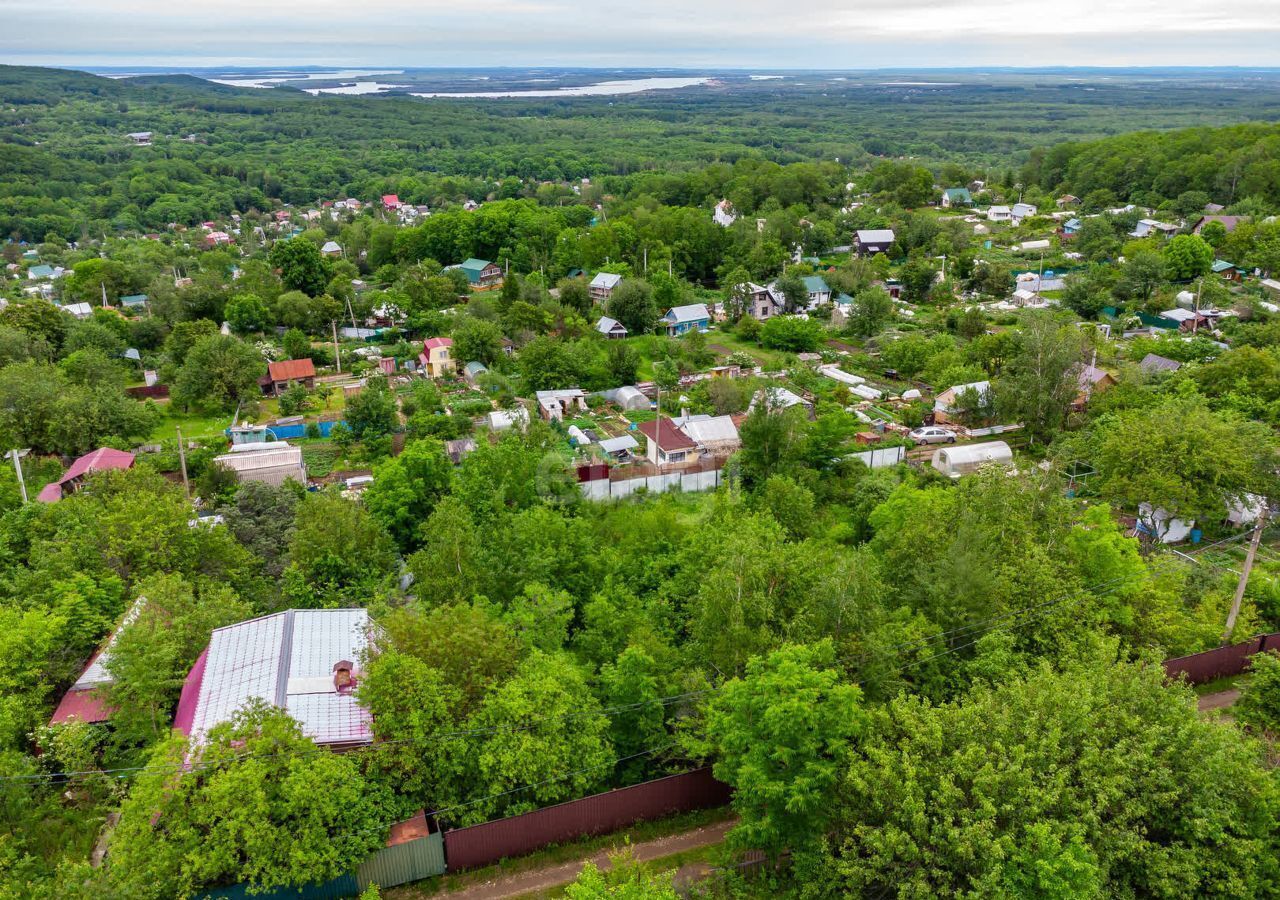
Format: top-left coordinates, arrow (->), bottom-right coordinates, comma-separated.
580,466 -> 723,500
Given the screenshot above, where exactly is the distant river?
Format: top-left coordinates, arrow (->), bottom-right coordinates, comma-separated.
410,76 -> 712,98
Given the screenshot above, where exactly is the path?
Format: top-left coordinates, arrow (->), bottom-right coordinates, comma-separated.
1198,688 -> 1242,712
437,819 -> 734,899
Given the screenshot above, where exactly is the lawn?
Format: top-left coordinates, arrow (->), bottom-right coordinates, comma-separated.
145,406 -> 235,444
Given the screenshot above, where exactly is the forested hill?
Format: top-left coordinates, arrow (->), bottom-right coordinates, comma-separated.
1025,122 -> 1280,209
4,63 -> 1280,240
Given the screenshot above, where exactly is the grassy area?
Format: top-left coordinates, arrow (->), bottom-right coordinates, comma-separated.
1192,673 -> 1250,697
145,406 -> 234,444
385,808 -> 732,898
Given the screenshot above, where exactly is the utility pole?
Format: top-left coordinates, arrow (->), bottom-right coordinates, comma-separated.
176,427 -> 190,498
332,321 -> 342,374
1223,508 -> 1266,644
6,449 -> 29,504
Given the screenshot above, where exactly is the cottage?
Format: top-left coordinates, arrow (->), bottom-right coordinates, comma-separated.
37,448 -> 135,502
933,380 -> 991,425
1010,203 -> 1038,224
49,597 -> 148,726
444,438 -> 477,464
1158,308 -> 1208,332
536,388 -> 588,422
382,194 -> 401,210
941,187 -> 972,208
637,417 -> 698,466
677,414 -> 741,455
1139,353 -> 1182,375
1075,363 -> 1117,407
1194,215 -> 1245,235
62,302 -> 94,319
1061,218 -> 1082,237
455,258 -> 503,290
418,337 -> 456,378
986,205 -> 1012,223
26,264 -> 57,280
1056,195 -> 1080,208
259,358 -> 316,396
801,274 -> 832,307
213,442 -> 308,487
1129,219 -> 1179,240
853,229 -> 896,256
175,608 -> 373,749
738,282 -> 783,321
320,240 -> 342,257
595,315 -> 628,339
126,131 -> 153,146
662,303 -> 711,336
1211,259 -> 1243,281
120,293 -> 148,312
589,273 -> 623,303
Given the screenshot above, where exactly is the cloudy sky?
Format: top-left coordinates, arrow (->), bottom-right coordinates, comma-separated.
3,0 -> 1279,68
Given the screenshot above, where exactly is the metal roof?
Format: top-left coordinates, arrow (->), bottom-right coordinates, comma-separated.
186,609 -> 372,747
589,272 -> 622,290
267,358 -> 316,382
856,229 -> 895,243
663,303 -> 711,323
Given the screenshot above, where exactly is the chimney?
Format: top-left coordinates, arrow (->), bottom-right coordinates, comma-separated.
333,660 -> 356,694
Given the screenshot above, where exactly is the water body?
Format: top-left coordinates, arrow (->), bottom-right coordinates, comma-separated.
208,69 -> 403,89
411,76 -> 711,99
305,82 -> 406,95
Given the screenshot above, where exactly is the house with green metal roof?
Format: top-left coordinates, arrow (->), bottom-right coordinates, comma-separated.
26,264 -> 56,280
1211,259 -> 1243,281
120,294 -> 149,310
454,258 -> 503,290
801,274 -> 832,307
941,187 -> 973,208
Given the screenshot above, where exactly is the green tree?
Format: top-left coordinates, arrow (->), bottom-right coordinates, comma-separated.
363,438 -> 453,550
1235,650 -> 1280,734
281,326 -> 312,360
452,317 -> 504,366
704,641 -> 864,858
283,493 -> 397,607
567,851 -> 679,900
173,334 -> 265,411
608,280 -> 657,335
269,237 -> 329,296
994,313 -> 1087,443
345,376 -> 399,439
1162,233 -> 1215,280
405,497 -> 484,606
224,292 -> 270,334
845,286 -> 894,338
760,315 -> 824,352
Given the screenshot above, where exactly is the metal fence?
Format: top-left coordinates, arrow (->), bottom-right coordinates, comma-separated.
1162,633 -> 1280,684
442,768 -> 732,872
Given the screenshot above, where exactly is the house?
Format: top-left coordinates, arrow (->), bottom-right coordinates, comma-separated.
259,358 -> 316,396
1061,218 -> 1082,237
1194,215 -> 1244,235
933,380 -> 991,425
456,258 -> 503,290
382,194 -> 401,210
595,315 -> 628,339
120,293 -> 148,312
941,187 -> 972,208
321,240 -> 342,257
62,302 -> 94,319
1211,259 -> 1243,281
26,264 -> 57,280
662,303 -> 711,336
637,417 -> 698,466
212,442 -> 308,487
418,338 -> 456,378
1056,195 -> 1080,208
589,272 -> 623,303
738,282 -> 783,321
801,274 -> 832,307
676,414 -> 741,455
1140,353 -> 1182,375
1129,219 -> 1179,240
126,131 -> 153,146
853,229 -> 896,256
986,206 -> 1012,223
49,597 -> 148,726
1011,288 -> 1046,307
713,199 -> 737,227
1075,363 -> 1117,407
535,388 -> 587,422
37,448 -> 136,502
444,438 -> 477,464
1158,308 -> 1208,332
174,608 -> 373,749
463,361 -> 488,385
1010,203 -> 1038,225
205,231 -> 232,246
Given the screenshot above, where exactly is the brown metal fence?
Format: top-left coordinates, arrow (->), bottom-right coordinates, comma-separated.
442,768 -> 732,871
1162,633 -> 1280,685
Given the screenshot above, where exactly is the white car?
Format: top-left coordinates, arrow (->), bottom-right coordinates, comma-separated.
909,426 -> 957,445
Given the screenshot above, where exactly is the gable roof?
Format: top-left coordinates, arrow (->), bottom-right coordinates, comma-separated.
267,358 -> 316,382
801,275 -> 830,294
422,337 -> 453,352
595,316 -> 627,335
663,303 -> 711,324
459,258 -> 494,273
38,447 -> 136,502
855,229 -> 895,244
589,272 -> 622,290
179,608 -> 373,747
1140,353 -> 1182,373
943,187 -> 972,202
637,417 -> 698,452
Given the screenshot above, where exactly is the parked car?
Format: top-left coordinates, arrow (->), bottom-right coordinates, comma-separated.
909,426 -> 957,445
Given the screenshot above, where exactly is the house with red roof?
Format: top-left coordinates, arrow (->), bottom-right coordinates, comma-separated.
382,194 -> 401,210
637,417 -> 698,466
419,338 -> 456,378
37,447 -> 136,503
49,597 -> 146,727
259,358 -> 317,396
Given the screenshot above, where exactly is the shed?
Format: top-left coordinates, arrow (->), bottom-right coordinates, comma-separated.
931,441 -> 1013,478
212,442 -> 307,487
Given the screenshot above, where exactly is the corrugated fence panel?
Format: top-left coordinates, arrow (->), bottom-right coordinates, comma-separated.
443,768 -> 731,871
1163,633 -> 1280,684
356,831 -> 445,891
195,871 -> 358,900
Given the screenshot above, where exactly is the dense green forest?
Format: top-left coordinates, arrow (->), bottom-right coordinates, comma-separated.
3,64 -> 1280,899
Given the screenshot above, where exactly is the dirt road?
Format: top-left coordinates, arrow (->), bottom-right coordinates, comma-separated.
435,819 -> 734,899
1197,688 -> 1242,712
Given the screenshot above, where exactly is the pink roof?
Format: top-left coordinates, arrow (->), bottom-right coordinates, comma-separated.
422,337 -> 453,351
172,647 -> 208,737
39,448 -> 135,503
50,688 -> 113,726
382,194 -> 401,208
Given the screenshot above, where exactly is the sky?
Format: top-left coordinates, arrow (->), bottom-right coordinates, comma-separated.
2,0 -> 1280,68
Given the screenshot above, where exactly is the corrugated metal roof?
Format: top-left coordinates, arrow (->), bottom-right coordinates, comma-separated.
267,358 -> 315,382
187,609 -> 372,747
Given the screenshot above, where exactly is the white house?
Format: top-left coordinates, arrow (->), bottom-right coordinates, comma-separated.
595,315 -> 628,339
986,206 -> 1012,223
1010,203 -> 1038,225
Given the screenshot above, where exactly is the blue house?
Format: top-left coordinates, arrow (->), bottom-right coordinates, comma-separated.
662,303 -> 711,336
1062,218 -> 1082,236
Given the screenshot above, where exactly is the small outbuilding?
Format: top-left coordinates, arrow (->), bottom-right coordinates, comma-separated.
931,440 -> 1013,478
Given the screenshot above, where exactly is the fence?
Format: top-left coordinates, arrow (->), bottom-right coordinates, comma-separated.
1162,633 -> 1280,685
578,460 -> 725,500
849,445 -> 905,469
125,384 -> 170,399
442,768 -> 732,872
